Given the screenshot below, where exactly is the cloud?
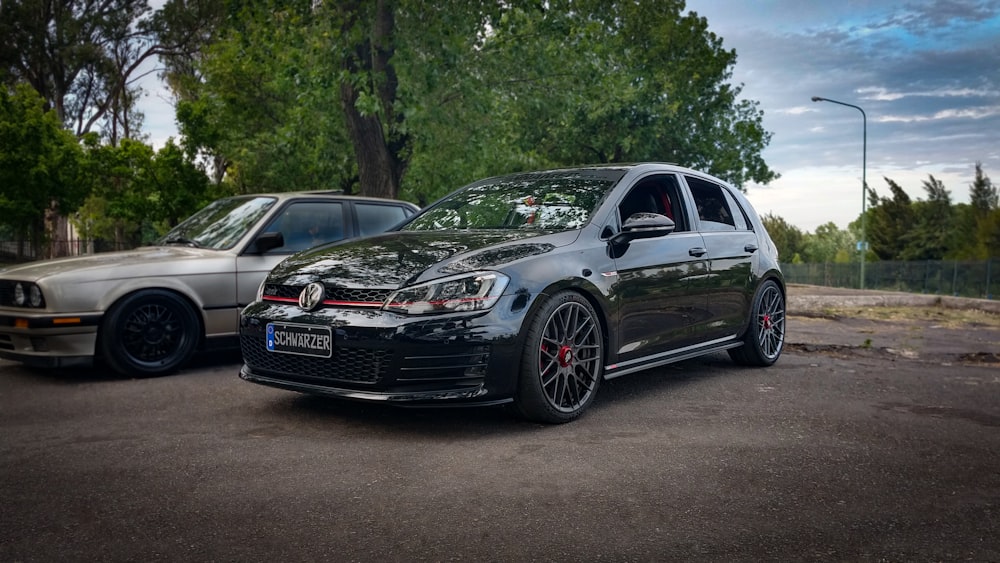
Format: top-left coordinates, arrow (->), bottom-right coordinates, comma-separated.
876,105 -> 1000,122
858,85 -> 997,101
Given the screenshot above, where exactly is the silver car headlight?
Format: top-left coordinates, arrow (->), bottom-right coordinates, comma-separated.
383,272 -> 510,315
12,282 -> 45,308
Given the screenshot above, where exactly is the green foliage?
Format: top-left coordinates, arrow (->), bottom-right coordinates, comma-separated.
866,177 -> 915,260
977,208 -> 1000,258
957,163 -> 999,259
73,138 -> 216,246
850,166 -> 997,262
899,175 -> 954,261
171,0 -> 355,194
764,211 -> 855,265
0,84 -> 86,250
171,0 -> 778,202
800,222 -> 854,263
969,162 -> 998,214
469,0 -> 777,190
761,213 -> 805,262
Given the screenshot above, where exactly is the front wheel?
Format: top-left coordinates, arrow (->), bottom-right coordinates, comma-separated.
729,279 -> 785,367
513,291 -> 604,424
100,289 -> 200,377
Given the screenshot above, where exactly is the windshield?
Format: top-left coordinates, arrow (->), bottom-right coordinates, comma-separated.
156,196 -> 277,250
404,171 -> 622,232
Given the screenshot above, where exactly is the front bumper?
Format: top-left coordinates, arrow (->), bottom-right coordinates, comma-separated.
0,325 -> 99,369
239,295 -> 530,406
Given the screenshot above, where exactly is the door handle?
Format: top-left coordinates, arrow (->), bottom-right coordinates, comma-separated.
689,247 -> 707,257
744,243 -> 758,253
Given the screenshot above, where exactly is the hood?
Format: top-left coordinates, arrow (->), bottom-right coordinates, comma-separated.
0,246 -> 229,283
269,229 -> 576,288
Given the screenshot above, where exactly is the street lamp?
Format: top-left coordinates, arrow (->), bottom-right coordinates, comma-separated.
811,96 -> 867,289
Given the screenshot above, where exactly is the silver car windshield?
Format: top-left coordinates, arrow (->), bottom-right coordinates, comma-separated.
156,196 -> 278,250
404,172 -> 619,232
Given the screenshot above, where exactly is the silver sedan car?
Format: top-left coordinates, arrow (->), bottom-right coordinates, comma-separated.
0,192 -> 419,376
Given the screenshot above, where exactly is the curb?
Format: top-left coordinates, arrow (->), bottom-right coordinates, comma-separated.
786,284 -> 1000,314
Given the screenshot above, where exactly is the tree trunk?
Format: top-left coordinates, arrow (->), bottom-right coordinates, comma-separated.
340,84 -> 399,199
337,0 -> 406,199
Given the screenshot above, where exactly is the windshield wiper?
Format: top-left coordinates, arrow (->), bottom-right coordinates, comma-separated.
162,236 -> 202,248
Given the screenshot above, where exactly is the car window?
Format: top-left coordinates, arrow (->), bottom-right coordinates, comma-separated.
618,174 -> 687,231
686,176 -> 736,232
158,196 -> 277,250
721,189 -> 752,231
263,202 -> 345,253
356,203 -> 411,236
405,171 -> 621,231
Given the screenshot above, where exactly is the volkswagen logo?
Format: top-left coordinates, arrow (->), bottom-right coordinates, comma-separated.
298,282 -> 325,311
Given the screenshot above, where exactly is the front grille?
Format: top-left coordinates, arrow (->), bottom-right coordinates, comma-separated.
240,330 -> 389,384
398,346 -> 490,382
0,334 -> 13,351
263,284 -> 392,305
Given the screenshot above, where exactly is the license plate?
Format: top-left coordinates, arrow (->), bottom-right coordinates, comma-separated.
266,322 -> 333,358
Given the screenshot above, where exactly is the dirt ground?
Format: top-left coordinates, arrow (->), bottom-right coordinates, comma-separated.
786,284 -> 1000,367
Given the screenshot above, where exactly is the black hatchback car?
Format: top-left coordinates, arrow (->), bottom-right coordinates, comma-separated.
239,163 -> 785,423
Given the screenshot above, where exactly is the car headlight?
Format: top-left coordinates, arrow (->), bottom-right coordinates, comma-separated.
12,282 -> 45,308
383,272 -> 509,315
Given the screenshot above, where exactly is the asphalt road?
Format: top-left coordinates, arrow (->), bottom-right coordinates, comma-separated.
2,304 -> 999,562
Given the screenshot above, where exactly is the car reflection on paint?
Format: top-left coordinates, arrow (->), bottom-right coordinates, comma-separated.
239,163 -> 785,423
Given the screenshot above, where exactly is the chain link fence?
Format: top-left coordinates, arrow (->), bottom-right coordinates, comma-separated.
782,259 -> 997,300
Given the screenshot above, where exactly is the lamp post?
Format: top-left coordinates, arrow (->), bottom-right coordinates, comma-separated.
811,96 -> 867,289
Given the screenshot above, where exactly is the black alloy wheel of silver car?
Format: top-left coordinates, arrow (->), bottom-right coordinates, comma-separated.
729,279 -> 785,366
514,291 -> 604,423
99,289 -> 200,377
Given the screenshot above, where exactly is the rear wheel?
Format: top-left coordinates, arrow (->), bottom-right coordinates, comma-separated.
513,291 -> 604,424
729,279 -> 785,366
100,290 -> 200,377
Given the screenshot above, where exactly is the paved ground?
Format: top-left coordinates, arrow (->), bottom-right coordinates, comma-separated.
1,284 -> 997,562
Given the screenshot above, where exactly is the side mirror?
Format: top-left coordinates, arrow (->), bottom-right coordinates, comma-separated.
610,213 -> 675,245
252,231 -> 285,254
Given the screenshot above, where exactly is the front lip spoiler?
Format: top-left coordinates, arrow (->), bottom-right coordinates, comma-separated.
239,365 -> 511,407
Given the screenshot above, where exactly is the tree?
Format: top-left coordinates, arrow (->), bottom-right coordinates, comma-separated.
969,161 -> 998,215
169,0 -> 361,193
1,0 -> 151,138
977,208 -> 1000,259
0,84 -> 86,258
73,136 -> 215,247
478,0 -> 777,190
176,0 -> 777,199
761,213 -> 804,262
800,222 -> 853,263
900,174 -> 954,260
866,177 -> 914,260
150,0 -> 227,180
954,162 -> 998,259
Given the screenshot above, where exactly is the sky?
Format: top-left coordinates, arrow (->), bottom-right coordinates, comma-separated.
136,0 -> 1000,232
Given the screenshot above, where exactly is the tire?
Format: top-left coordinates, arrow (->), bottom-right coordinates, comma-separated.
729,279 -> 785,367
100,289 -> 200,377
513,291 -> 604,424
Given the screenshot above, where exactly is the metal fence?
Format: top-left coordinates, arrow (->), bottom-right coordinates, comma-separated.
782,259 -> 997,300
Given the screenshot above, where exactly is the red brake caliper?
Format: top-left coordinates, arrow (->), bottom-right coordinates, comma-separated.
762,314 -> 772,330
